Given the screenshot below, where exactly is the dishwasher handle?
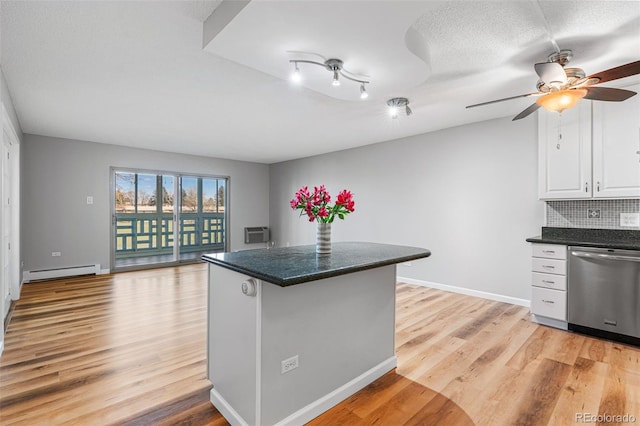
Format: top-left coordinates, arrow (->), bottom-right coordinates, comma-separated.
571,251 -> 640,263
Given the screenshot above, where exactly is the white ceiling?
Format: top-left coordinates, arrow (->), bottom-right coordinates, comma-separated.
2,1 -> 639,164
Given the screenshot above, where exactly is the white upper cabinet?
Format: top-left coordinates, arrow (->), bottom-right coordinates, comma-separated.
592,83 -> 640,198
538,101 -> 592,199
538,84 -> 640,200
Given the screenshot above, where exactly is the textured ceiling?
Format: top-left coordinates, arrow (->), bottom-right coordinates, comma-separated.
1,1 -> 639,164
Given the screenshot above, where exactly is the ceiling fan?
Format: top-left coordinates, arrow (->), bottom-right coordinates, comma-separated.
466,50 -> 640,121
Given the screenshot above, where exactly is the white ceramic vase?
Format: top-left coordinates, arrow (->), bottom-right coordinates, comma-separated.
316,222 -> 332,254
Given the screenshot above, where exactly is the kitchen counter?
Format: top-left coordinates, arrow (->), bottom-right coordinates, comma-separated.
526,227 -> 640,250
202,241 -> 431,286
202,242 -> 431,425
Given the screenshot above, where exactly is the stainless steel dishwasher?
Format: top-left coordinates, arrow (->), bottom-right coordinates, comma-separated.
568,246 -> 640,345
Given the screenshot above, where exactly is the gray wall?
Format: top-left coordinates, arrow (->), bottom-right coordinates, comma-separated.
22,134 -> 269,272
269,116 -> 544,301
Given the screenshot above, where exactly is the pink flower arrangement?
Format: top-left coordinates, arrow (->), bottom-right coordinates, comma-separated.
290,185 -> 355,223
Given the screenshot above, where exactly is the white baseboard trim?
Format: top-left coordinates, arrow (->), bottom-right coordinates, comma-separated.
398,276 -> 530,308
99,268 -> 110,275
210,356 -> 397,426
531,314 -> 568,330
210,387 -> 250,426
276,356 -> 397,426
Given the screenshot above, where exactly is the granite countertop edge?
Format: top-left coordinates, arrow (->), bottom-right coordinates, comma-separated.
201,242 -> 431,287
526,236 -> 640,250
526,227 -> 640,251
203,251 -> 430,286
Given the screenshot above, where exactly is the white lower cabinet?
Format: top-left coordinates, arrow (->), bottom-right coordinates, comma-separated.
530,243 -> 568,329
531,286 -> 567,320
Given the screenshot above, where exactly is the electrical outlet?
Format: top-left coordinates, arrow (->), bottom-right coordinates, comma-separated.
281,355 -> 299,374
587,209 -> 601,219
52,251 -> 61,257
620,213 -> 640,227
86,196 -> 94,205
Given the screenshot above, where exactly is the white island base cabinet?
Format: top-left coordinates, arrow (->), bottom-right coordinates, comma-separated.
207,264 -> 397,426
530,243 -> 568,330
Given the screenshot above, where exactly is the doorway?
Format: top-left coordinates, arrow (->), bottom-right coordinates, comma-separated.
111,169 -> 227,271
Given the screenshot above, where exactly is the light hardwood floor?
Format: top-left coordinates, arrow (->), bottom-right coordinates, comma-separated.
1,264 -> 638,425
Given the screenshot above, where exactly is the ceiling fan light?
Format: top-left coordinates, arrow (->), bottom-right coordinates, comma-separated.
388,106 -> 398,118
536,89 -> 587,112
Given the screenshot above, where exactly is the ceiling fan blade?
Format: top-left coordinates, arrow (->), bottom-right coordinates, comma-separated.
466,92 -> 540,109
588,60 -> 640,85
512,103 -> 541,121
584,86 -> 637,102
534,62 -> 567,85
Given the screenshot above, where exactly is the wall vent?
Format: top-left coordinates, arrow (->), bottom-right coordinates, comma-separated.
23,264 -> 101,283
244,227 -> 269,244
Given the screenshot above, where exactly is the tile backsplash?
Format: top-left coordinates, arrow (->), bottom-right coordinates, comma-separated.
546,200 -> 640,229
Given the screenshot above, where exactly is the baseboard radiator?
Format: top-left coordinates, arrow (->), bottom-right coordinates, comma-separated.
23,264 -> 101,283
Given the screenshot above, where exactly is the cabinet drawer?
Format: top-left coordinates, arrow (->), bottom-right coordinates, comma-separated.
532,258 -> 566,275
531,287 -> 566,321
532,272 -> 567,291
532,244 -> 567,260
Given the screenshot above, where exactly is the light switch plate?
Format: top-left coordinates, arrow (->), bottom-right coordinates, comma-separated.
620,213 -> 640,227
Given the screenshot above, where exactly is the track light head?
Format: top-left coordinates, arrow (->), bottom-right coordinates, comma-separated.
291,62 -> 301,83
386,97 -> 412,118
360,83 -> 368,99
332,70 -> 340,86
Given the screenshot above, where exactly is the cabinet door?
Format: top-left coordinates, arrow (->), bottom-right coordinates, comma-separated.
538,101 -> 592,199
592,83 -> 640,198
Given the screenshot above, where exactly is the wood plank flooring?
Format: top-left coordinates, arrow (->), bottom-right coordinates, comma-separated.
1,265 -> 638,425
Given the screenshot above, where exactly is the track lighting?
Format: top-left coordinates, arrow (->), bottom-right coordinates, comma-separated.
386,97 -> 412,119
289,57 -> 369,98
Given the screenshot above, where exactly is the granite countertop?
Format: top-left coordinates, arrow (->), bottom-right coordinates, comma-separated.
201,242 -> 431,287
526,227 -> 640,250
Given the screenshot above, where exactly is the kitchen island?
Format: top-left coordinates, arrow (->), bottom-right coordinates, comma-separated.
202,242 -> 431,426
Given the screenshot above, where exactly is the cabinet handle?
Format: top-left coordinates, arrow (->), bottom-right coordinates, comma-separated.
542,265 -> 555,269
542,280 -> 555,284
584,182 -> 589,193
542,250 -> 555,254
596,181 -> 600,192
542,300 -> 555,304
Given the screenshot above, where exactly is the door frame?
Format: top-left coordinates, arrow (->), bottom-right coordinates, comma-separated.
1,105 -> 20,310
